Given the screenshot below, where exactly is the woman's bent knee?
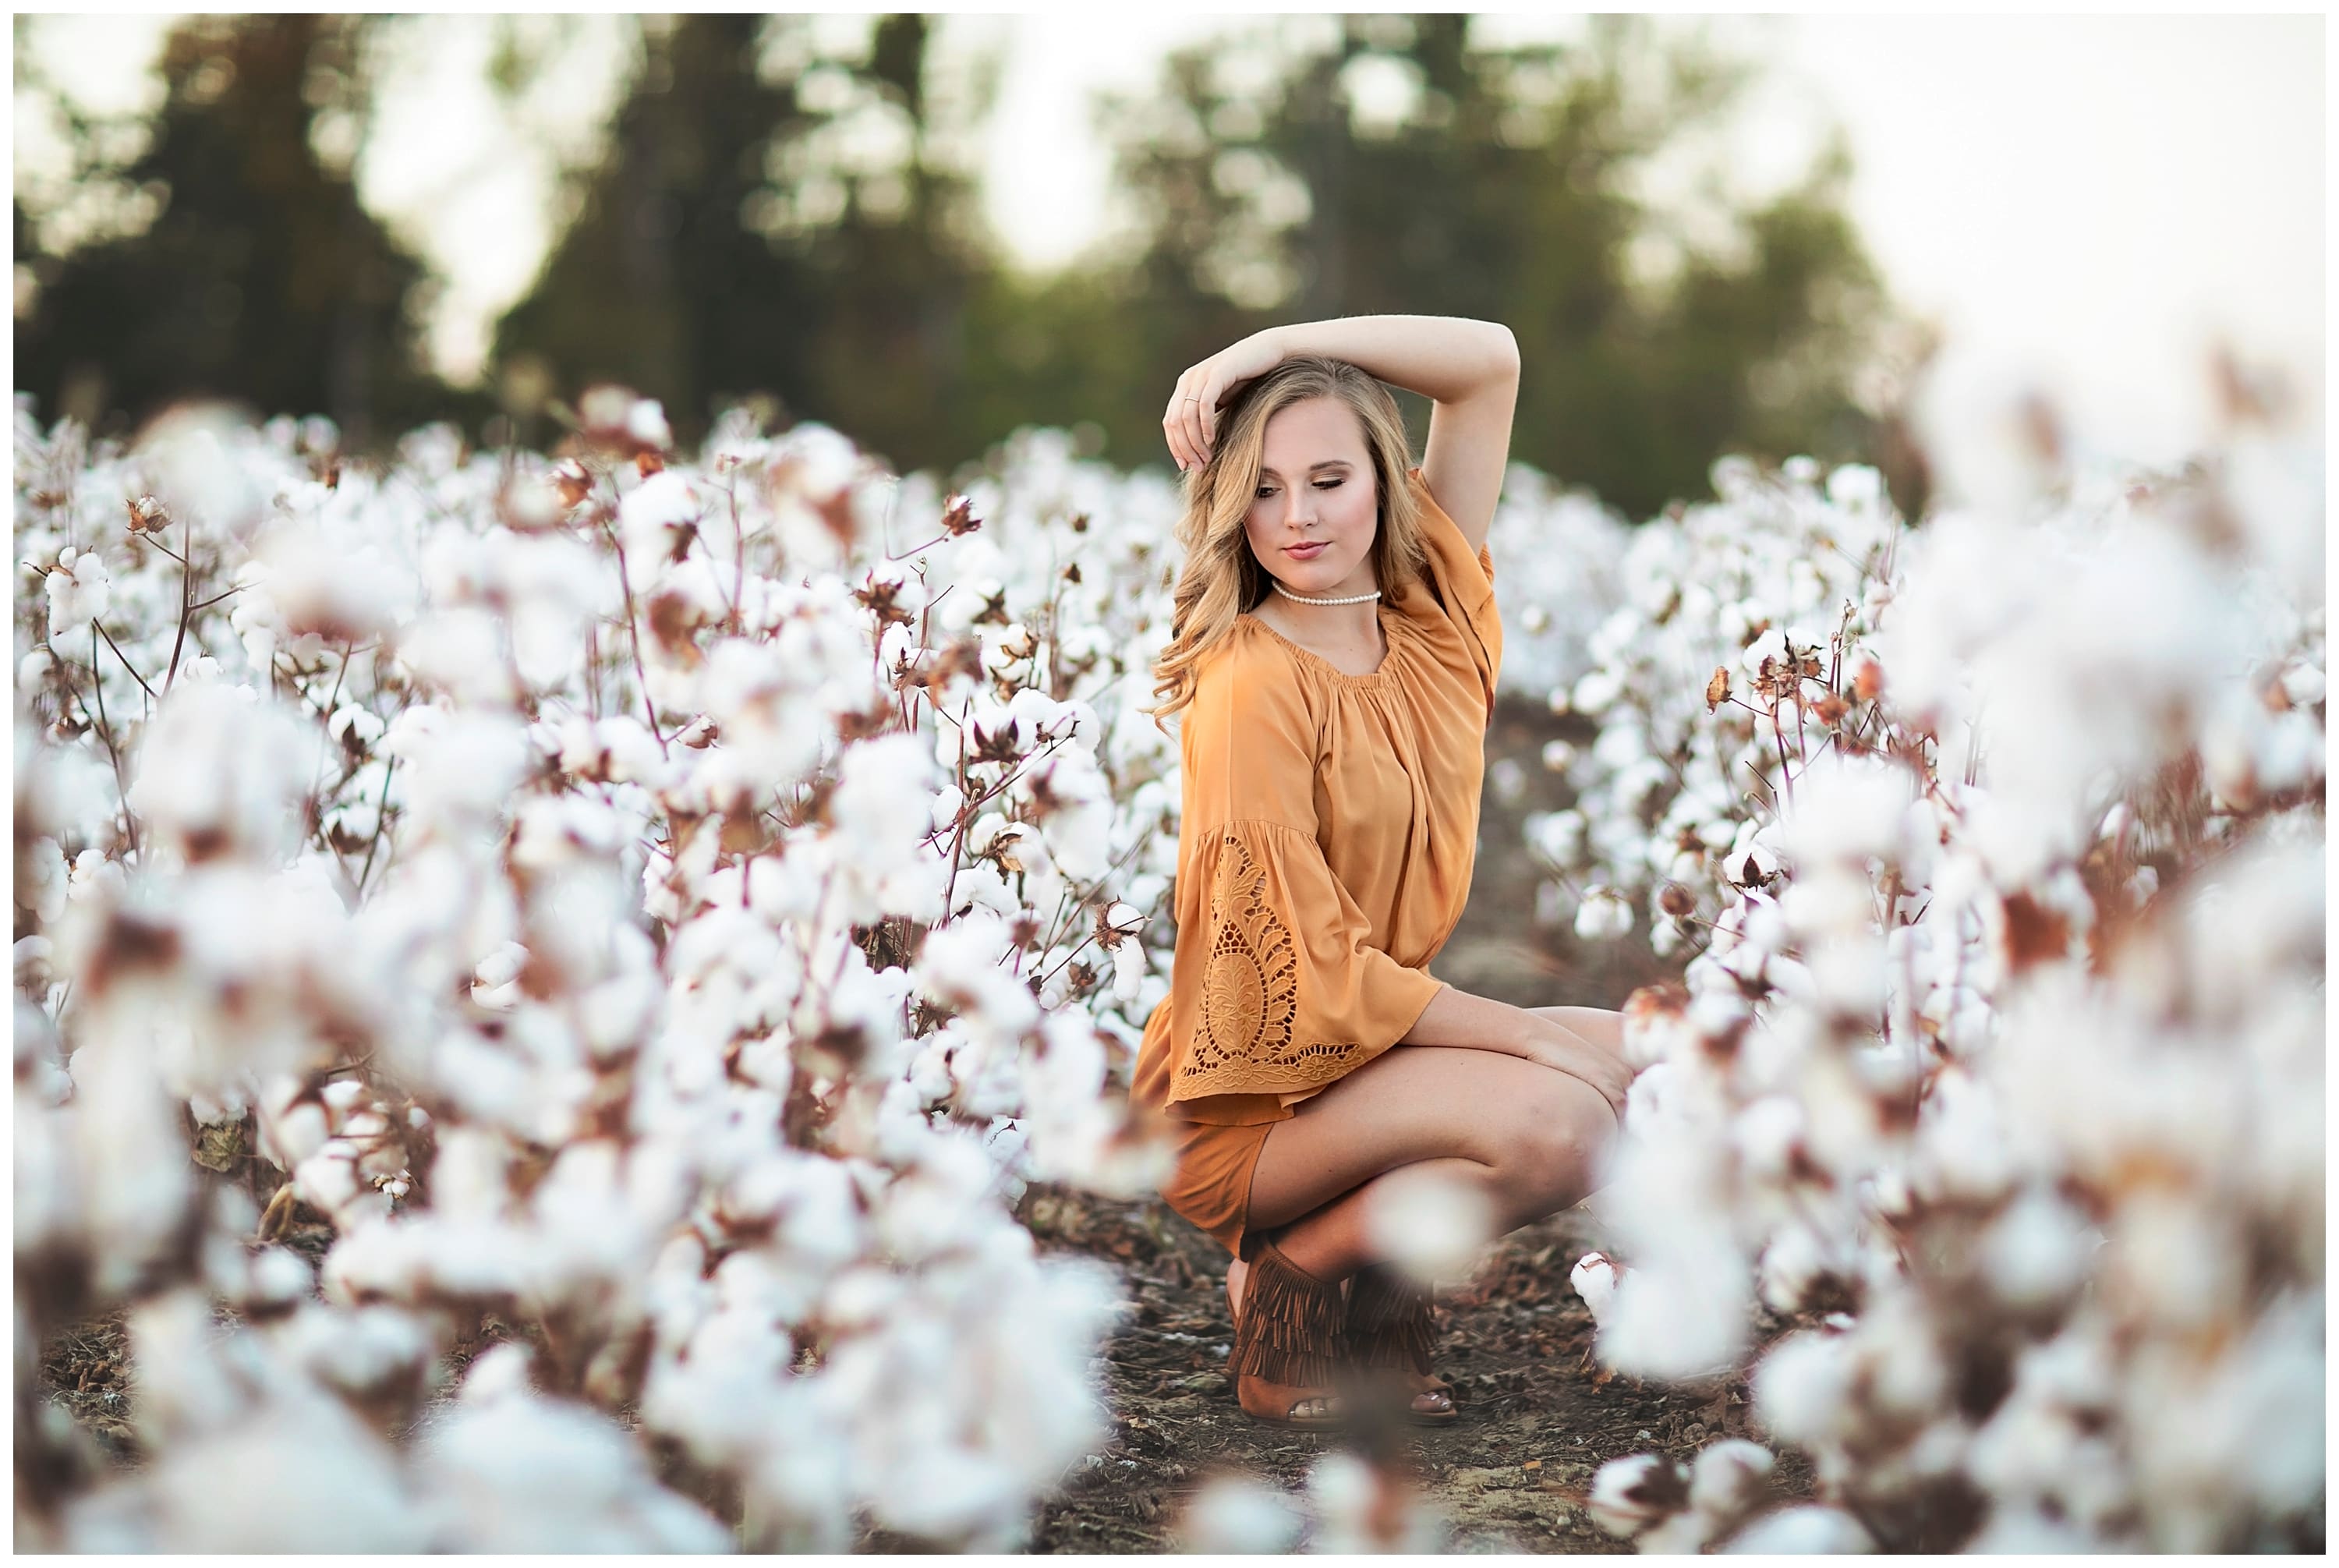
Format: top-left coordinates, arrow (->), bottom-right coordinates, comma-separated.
1487,1068 -> 1616,1214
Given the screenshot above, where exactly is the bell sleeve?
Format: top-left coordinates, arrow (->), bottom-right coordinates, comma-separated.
1163,640 -> 1449,1121
1405,465 -> 1502,716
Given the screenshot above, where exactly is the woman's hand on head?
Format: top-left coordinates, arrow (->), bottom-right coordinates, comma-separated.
1163,329 -> 1287,472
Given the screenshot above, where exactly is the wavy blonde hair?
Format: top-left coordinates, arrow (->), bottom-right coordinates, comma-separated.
1142,356 -> 1433,732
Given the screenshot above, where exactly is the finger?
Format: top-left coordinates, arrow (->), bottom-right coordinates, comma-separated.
1180,366 -> 1210,465
1191,377 -> 1217,458
1175,383 -> 1204,469
1163,370 -> 1198,468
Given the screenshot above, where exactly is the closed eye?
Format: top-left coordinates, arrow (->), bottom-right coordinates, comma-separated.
1254,480 -> 1346,497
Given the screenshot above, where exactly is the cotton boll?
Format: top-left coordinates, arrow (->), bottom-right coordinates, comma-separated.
1752,1330 -> 1853,1449
74,1379 -> 428,1552
246,1247 -> 316,1312
1739,626 -> 1789,678
1688,1439 -> 1776,1528
44,544 -> 112,638
126,681 -> 313,863
1776,751 -> 1913,865
1361,1166 -> 1494,1285
1571,667 -> 1623,716
1718,1503 -> 1875,1553
1731,1095 -> 1807,1184
1180,1474 -> 1303,1552
617,469 -> 702,572
1588,1453 -> 1690,1538
1525,808 -> 1586,867
1756,1222 -> 1840,1315
1724,837 -> 1779,888
420,1378 -> 731,1553
1778,863 -> 1874,940
1966,1504 -> 2121,1553
23,837 -> 69,925
129,1288 -> 257,1446
1113,936 -> 1151,1006
1304,1450 -> 1442,1554
1570,1251 -> 1622,1325
1978,1187 -> 2090,1311
2098,1191 -> 2246,1333
1595,1248 -> 1749,1381
1806,933 -> 1888,1018
1573,886 -> 1634,940
883,1453 -> 1026,1549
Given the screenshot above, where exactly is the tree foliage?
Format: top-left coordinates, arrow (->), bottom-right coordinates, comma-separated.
13,15 -> 459,448
16,13 -> 1904,516
1063,15 -> 1893,515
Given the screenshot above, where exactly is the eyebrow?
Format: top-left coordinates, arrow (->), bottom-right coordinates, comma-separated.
1256,460 -> 1355,478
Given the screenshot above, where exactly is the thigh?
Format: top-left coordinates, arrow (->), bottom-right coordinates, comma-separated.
1244,1045 -> 1612,1233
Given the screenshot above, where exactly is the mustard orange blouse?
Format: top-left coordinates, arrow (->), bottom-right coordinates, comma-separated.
1131,465 -> 1503,1127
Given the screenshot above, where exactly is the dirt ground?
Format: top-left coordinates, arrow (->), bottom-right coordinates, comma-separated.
1015,1184 -> 1812,1553
29,699 -> 1816,1549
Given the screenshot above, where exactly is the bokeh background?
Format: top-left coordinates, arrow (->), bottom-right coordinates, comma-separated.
12,11 -> 2322,521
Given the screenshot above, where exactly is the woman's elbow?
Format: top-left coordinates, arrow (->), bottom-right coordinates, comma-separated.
1485,322 -> 1521,385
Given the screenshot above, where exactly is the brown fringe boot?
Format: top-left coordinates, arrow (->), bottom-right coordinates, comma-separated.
1226,1239 -> 1349,1429
1346,1262 -> 1458,1425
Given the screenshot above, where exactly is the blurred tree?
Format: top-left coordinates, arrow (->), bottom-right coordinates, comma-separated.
489,14 -> 1002,474
489,15 -> 813,453
16,12 -> 1907,518
1062,14 -> 1896,517
13,14 -> 463,448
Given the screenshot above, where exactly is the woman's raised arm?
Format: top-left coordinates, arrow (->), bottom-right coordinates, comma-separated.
1162,313 -> 1520,551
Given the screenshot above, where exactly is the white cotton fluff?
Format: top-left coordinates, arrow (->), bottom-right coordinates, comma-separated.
1588,1453 -> 1689,1538
1688,1439 -> 1776,1526
45,545 -> 112,637
617,468 -> 700,566
1718,1503 -> 1876,1553
1525,807 -> 1586,866
1180,1475 -> 1303,1553
1739,626 -> 1789,678
1362,1166 -> 1495,1284
1570,1251 -> 1623,1326
1752,1329 -> 1853,1449
1574,885 -> 1635,940
67,1380 -> 426,1552
126,681 -> 313,863
1109,934 -> 1145,1001
1977,1187 -> 2090,1310
1304,1450 -> 1442,1553
420,1393 -> 731,1552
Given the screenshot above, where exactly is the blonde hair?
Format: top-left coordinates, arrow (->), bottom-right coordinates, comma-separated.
1141,356 -> 1433,731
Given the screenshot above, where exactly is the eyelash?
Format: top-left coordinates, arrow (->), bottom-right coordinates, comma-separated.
1256,480 -> 1344,498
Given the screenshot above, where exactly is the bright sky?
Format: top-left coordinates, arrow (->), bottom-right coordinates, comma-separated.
16,10 -> 2323,476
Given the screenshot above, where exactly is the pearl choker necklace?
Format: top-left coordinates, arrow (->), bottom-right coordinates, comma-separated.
1273,582 -> 1384,607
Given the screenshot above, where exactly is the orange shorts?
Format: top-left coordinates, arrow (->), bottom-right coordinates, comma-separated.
1159,1115 -> 1275,1259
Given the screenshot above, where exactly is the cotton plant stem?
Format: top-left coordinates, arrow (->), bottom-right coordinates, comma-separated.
83,625 -> 140,865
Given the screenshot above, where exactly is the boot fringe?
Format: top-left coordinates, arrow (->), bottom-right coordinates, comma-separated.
1346,1262 -> 1435,1373
1227,1241 -> 1346,1388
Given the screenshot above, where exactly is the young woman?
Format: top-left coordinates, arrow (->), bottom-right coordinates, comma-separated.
1131,314 -> 1632,1429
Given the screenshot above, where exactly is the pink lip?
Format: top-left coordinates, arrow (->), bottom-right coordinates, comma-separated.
1285,541 -> 1328,557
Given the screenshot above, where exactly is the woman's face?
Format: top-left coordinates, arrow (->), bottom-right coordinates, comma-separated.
1244,395 -> 1381,601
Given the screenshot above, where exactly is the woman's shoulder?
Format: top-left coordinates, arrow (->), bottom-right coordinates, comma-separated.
1184,618 -> 1322,731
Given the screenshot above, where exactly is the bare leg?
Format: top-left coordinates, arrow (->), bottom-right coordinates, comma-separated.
1230,1032 -> 1622,1417
1247,1041 -> 1622,1262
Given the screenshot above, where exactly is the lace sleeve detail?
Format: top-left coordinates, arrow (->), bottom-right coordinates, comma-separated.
1171,822 -> 1446,1103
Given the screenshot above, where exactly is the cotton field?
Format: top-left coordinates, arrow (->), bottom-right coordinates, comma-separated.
12,362 -> 2323,1550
